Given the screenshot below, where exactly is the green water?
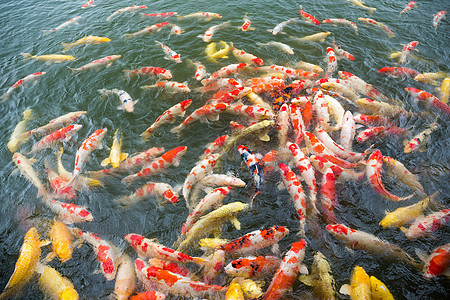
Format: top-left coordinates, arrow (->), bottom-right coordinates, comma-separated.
0,0 -> 449,298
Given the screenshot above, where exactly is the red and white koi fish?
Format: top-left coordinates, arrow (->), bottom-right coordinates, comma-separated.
400,41 -> 419,64
276,104 -> 290,148
401,209 -> 450,239
1,72 -> 46,101
183,153 -> 220,202
12,152 -> 47,198
230,42 -> 264,66
154,40 -> 181,63
134,259 -> 225,297
331,42 -> 355,61
403,122 -> 438,154
263,239 -> 307,300
125,234 -> 207,265
123,66 -> 172,80
355,97 -> 410,117
148,258 -> 195,279
113,254 -> 136,300
323,18 -> 357,34
45,200 -> 93,224
46,164 -> 76,200
141,80 -> 190,93
287,142 -> 318,211
141,99 -> 192,140
358,17 -> 394,37
400,1 -> 416,15
299,6 -> 320,25
69,55 -> 121,73
346,0 -> 376,13
29,124 -> 82,154
433,11 -> 446,29
121,146 -> 187,184
197,78 -> 241,94
129,290 -> 166,300
191,61 -> 207,81
418,244 -> 450,279
279,163 -> 307,235
200,174 -> 246,188
70,228 -> 119,280
208,87 -> 252,105
141,12 -> 178,18
177,12 -> 222,21
357,125 -> 408,143
124,22 -> 170,39
228,103 -> 274,120
405,87 -> 450,115
240,14 -> 254,31
238,145 -> 264,201
320,167 -> 338,224
200,135 -> 228,160
203,249 -> 225,284
338,71 -> 389,102
324,94 -> 345,130
43,16 -> 81,36
244,75 -> 285,94
269,17 -> 299,35
201,21 -> 231,42
310,155 -> 365,182
117,181 -> 179,206
201,63 -> 248,85
98,89 -> 137,112
218,225 -> 289,255
320,82 -> 360,102
171,103 -> 230,134
67,128 -> 107,188
314,127 -> 365,162
378,66 -> 419,78
26,111 -> 86,137
81,0 -> 94,9
326,224 -> 422,269
107,6 -> 147,21
289,104 -> 305,144
313,90 -> 331,131
225,255 -> 280,278
354,113 -> 395,127
170,24 -> 183,35
366,150 -> 413,201
325,47 -> 337,77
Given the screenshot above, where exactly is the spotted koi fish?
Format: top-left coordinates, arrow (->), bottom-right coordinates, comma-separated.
323,18 -> 358,34
228,103 -> 275,120
357,125 -> 408,143
81,0 -> 94,9
320,167 -> 338,224
401,209 -> 450,239
263,239 -> 307,300
279,163 -> 307,235
209,87 -> 252,105
191,61 -> 207,81
177,11 -> 222,21
325,47 -> 337,77
30,125 -> 81,155
141,80 -> 190,93
230,42 -> 264,66
70,228 -> 119,280
400,1 -> 416,15
141,99 -> 192,140
419,244 -> 450,279
309,155 -> 365,182
124,22 -> 170,39
12,152 -> 47,199
171,103 -> 230,134
240,14 -> 254,31
201,21 -> 231,42
201,63 -> 248,86
331,42 -> 355,61
141,12 -> 178,18
225,255 -> 280,278
238,145 -> 264,201
123,66 -> 172,79
378,67 -> 419,78
1,72 -> 46,101
218,225 -> 289,255
400,41 -> 419,64
121,146 -> 187,184
358,17 -> 394,37
43,16 -> 81,36
46,166 -> 76,200
366,150 -> 413,202
353,113 -> 394,127
106,5 -> 147,21
288,104 -> 305,145
299,6 -> 320,25
403,122 -> 438,154
45,200 -> 93,224
183,153 -> 220,202
433,11 -> 446,30
338,71 -> 389,102
405,87 -> 450,115
200,135 -> 229,160
26,111 -> 86,137
155,40 -> 181,63
69,55 -> 121,73
117,181 -> 179,206
314,127 -> 365,162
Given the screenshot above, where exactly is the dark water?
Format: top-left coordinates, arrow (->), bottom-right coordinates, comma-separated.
0,0 -> 449,299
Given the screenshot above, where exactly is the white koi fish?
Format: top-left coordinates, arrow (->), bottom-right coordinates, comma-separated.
141,80 -> 190,93
201,63 -> 248,86
107,5 -> 147,21
230,42 -> 264,65
29,124 -> 82,155
154,40 -> 181,63
323,18 -> 358,34
257,41 -> 294,55
123,22 -> 170,39
43,16 -> 81,35
177,12 -> 222,21
7,108 -> 33,153
45,200 -> 93,224
26,111 -> 86,137
12,152 -> 47,199
98,89 -> 137,112
69,55 -> 121,73
200,21 -> 231,42
269,17 -> 299,35
358,18 -> 395,38
1,72 -> 46,101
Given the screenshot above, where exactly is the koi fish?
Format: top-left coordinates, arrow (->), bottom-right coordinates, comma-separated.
69,55 -> 121,73
183,153 -> 220,202
43,16 -> 81,35
205,40 -> 230,62
154,40 -> 181,63
123,66 -> 172,79
7,108 -> 33,152
200,174 -> 246,189
141,99 -> 192,140
20,53 -> 75,64
226,281 -> 245,299
125,234 -> 206,265
382,156 -> 426,196
378,66 -> 419,78
314,127 -> 365,161
355,98 -> 409,116
400,1 -> 416,15
433,11 -> 446,29
240,14 -> 254,31
263,239 -> 308,300
357,125 -> 408,143
57,147 -> 102,187
279,163 -> 307,235
296,61 -> 323,74
338,71 -> 389,102
339,265 -> 371,299
244,75 -> 285,94
46,165 -> 76,200
399,41 -> 419,64
190,60 -> 207,81
346,0 -> 376,14
269,17 -> 299,35
310,155 -> 365,183
298,252 -> 336,300
117,181 -> 179,206
123,22 -> 170,39
170,103 -> 230,134
292,31 -> 331,42
36,263 -> 79,299
201,21 -> 231,42
199,135 -> 229,160
48,220 -> 74,263
370,276 -> 395,300
439,76 -> 450,104
113,254 -> 136,300
228,102 -> 274,120
405,87 -> 450,115
12,152 -> 47,199
366,150 -> 414,201
257,41 -> 294,55
106,5 -> 147,21
358,17 -> 394,37
70,228 -> 120,280
100,147 -> 165,175
0,228 -> 48,299
81,0 -> 94,9
170,24 -> 183,35
325,47 -> 337,77
62,36 -> 110,52
141,80 -> 190,93
45,200 -> 93,224
29,124 -> 82,155
1,72 -> 46,101
400,209 -> 450,239
66,128 -> 107,188
327,224 -> 422,269
177,12 -> 222,21
225,255 -> 280,278
331,42 -> 355,61
323,18 -> 358,34
204,249 -> 226,284
320,167 -> 338,224
26,111 -> 86,137
417,244 -> 450,279
101,129 -> 128,168
201,63 -> 248,85
121,146 -> 187,184
238,145 -> 264,201
414,71 -> 447,86
230,42 -> 264,66
299,6 -> 320,25
141,12 -> 178,18
218,225 -> 289,255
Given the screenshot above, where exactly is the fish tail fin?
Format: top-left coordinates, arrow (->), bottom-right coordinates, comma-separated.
42,30 -> 52,36
0,93 -> 9,102
61,43 -> 71,52
170,125 -> 183,135
100,157 -> 110,167
68,67 -> 79,74
20,53 -> 33,60
427,191 -> 443,211
140,130 -> 152,141
192,256 -> 209,265
140,84 -> 156,90
120,152 -> 128,162
123,33 -> 133,40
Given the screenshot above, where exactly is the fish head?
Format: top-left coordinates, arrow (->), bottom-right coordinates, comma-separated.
59,288 -> 79,300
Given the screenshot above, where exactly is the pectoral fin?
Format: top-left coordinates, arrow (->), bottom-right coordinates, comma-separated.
229,217 -> 241,230
120,153 -> 128,161
298,274 -> 314,286
101,157 -> 111,167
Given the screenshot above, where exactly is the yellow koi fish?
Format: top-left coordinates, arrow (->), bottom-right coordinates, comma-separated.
339,265 -> 371,299
299,252 -> 336,299
205,41 -> 230,63
57,147 -> 102,187
414,71 -> 446,86
48,220 -> 74,263
0,228 -> 49,299
7,108 -> 33,153
36,263 -> 79,300
226,281 -> 244,300
62,35 -> 111,52
101,129 -> 128,168
438,77 -> 450,104
20,53 -> 75,64
370,276 -> 394,300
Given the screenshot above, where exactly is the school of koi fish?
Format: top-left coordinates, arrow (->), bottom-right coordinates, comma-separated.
1,0 -> 449,299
